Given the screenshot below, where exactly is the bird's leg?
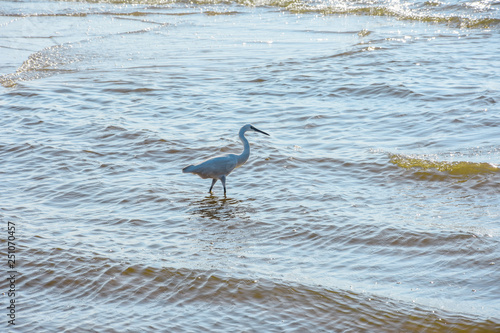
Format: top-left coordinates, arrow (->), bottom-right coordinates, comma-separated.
220,175 -> 227,197
209,179 -> 217,193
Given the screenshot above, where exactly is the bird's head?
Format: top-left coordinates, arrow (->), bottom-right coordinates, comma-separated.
242,124 -> 270,136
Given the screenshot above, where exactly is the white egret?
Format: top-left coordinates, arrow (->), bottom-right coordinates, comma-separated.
182,124 -> 270,196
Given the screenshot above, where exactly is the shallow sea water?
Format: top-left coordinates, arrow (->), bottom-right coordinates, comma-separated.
1,0 -> 500,331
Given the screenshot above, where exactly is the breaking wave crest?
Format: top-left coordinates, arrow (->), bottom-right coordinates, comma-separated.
390,153 -> 500,176
0,44 -> 82,87
4,0 -> 500,29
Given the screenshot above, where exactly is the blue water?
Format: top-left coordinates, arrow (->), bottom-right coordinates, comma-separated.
1,0 -> 499,331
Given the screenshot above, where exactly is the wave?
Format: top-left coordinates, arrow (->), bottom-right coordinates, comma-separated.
0,44 -> 80,87
1,0 -> 496,86
390,153 -> 500,176
275,0 -> 500,29
17,246 -> 500,331
4,0 -> 500,30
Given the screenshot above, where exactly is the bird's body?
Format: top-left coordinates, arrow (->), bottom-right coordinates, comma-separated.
182,124 -> 269,195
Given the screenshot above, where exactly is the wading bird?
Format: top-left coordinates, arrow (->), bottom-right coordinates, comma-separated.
182,124 -> 270,196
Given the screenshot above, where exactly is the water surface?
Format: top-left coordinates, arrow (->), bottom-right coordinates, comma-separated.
1,0 -> 499,331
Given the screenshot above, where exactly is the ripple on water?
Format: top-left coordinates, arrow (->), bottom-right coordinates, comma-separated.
17,246 -> 500,332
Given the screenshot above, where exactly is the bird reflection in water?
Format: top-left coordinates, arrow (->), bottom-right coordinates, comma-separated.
188,195 -> 247,221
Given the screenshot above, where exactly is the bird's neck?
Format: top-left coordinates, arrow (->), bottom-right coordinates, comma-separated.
237,131 -> 250,167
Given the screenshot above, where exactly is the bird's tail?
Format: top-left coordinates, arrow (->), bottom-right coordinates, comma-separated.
182,165 -> 195,173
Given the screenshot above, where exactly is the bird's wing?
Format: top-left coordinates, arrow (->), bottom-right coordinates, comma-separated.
222,154 -> 238,175
188,154 -> 238,179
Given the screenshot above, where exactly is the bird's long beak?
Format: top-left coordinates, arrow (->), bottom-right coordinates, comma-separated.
251,126 -> 270,136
